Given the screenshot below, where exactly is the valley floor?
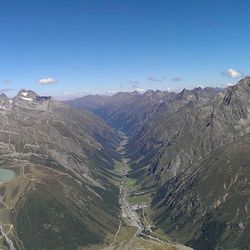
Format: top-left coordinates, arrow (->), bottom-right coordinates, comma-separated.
102,134 -> 192,250
0,133 -> 192,250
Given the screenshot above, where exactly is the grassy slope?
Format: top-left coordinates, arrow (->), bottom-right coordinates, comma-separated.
0,161 -> 120,250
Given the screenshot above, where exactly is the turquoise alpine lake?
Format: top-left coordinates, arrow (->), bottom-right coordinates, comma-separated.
0,169 -> 16,182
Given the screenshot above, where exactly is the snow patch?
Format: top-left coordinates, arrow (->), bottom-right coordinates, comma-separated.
21,92 -> 28,96
0,105 -> 8,110
20,96 -> 32,101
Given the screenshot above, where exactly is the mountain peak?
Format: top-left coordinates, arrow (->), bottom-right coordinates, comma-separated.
235,76 -> 250,89
16,89 -> 38,100
223,77 -> 250,106
0,93 -> 8,99
12,89 -> 53,110
175,88 -> 193,101
0,92 -> 11,110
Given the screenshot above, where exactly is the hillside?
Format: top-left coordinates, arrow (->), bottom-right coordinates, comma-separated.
67,78 -> 250,249
152,134 -> 250,249
0,90 -> 121,250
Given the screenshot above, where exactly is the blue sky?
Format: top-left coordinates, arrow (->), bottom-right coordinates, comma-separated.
0,0 -> 250,99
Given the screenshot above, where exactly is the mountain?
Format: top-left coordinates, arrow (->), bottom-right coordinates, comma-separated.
0,90 -> 121,250
127,79 -> 250,249
138,78 -> 250,182
66,90 -> 177,135
0,93 -> 12,110
67,80 -> 250,249
125,78 -> 250,248
7,79 -> 247,249
152,133 -> 250,249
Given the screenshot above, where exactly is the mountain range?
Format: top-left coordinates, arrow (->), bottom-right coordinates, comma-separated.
0,90 -> 121,250
0,78 -> 249,249
67,77 -> 250,249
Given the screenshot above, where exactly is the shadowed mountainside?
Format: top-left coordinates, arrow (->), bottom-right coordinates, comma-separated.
152,134 -> 250,249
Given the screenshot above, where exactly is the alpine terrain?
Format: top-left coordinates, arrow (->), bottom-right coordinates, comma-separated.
0,90 -> 190,250
68,77 -> 250,250
0,90 -> 121,250
1,1 -> 249,249
0,78 -> 250,250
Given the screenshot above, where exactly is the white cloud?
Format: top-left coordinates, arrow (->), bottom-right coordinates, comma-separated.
222,68 -> 242,79
3,80 -> 12,84
147,76 -> 163,82
172,77 -> 182,82
129,80 -> 140,85
38,77 -> 58,85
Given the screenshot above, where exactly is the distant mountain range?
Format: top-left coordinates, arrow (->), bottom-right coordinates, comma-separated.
67,77 -> 250,249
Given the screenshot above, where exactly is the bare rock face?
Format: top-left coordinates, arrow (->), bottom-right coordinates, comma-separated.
0,93 -> 12,110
